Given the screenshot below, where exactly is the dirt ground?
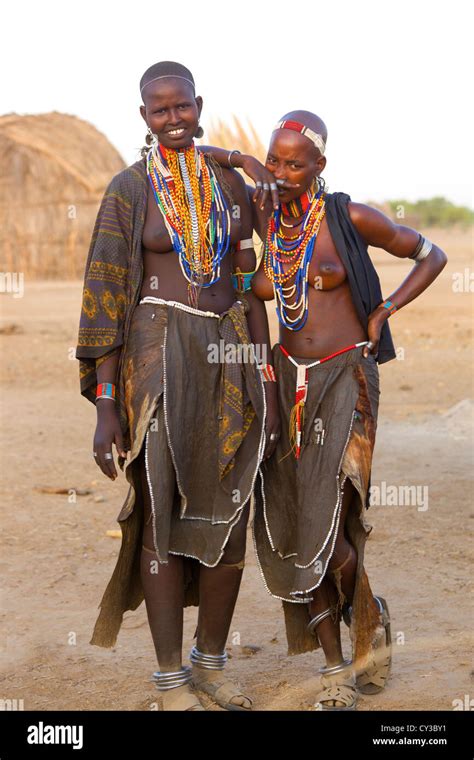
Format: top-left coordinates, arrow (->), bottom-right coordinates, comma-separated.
0,227 -> 472,711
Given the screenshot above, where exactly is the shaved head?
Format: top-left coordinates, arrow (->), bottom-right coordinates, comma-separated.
140,61 -> 195,103
279,110 -> 328,146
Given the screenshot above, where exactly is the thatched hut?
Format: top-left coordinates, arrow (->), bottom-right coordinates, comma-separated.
0,112 -> 126,279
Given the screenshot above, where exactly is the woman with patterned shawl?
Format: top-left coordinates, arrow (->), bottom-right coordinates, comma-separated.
207,112 -> 447,710
75,61 -> 281,711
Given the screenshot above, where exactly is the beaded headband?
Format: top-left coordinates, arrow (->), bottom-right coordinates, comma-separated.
140,74 -> 195,96
273,120 -> 326,155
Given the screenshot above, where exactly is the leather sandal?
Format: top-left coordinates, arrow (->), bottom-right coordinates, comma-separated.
153,665 -> 205,711
191,668 -> 253,711
315,659 -> 357,711
308,607 -> 358,710
190,646 -> 252,711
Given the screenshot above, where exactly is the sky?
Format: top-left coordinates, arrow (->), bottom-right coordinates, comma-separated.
2,0 -> 472,207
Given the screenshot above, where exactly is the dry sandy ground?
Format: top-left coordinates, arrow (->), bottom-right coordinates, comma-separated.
0,227 -> 472,711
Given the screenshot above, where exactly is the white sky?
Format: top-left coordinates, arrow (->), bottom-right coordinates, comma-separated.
2,0 -> 472,207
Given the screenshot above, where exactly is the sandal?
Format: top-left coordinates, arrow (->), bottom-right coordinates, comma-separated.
315,659 -> 357,711
153,666 -> 205,711
190,646 -> 253,712
343,595 -> 392,694
308,608 -> 358,710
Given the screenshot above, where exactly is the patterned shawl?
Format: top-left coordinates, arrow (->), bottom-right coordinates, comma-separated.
76,153 -> 234,404
76,157 -> 148,403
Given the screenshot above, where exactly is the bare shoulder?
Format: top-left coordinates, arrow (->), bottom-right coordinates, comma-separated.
347,200 -> 423,254
348,201 -> 392,228
348,200 -> 397,242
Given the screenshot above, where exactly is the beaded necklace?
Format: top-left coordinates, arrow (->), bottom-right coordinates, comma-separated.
263,188 -> 326,331
280,184 -> 316,218
146,141 -> 230,307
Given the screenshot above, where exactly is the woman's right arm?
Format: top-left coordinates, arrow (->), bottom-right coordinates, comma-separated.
199,145 -> 280,209
93,349 -> 126,480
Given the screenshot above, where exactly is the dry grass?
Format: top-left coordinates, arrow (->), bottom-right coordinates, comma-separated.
203,115 -> 267,163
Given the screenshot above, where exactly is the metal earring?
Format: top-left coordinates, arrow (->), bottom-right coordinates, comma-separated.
316,175 -> 326,193
146,126 -> 158,147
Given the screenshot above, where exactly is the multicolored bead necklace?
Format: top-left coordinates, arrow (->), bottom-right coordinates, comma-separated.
146,141 -> 230,307
280,182 -> 317,218
263,186 -> 326,331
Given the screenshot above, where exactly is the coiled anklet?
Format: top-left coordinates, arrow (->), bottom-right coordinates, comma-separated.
190,645 -> 228,671
152,665 -> 192,691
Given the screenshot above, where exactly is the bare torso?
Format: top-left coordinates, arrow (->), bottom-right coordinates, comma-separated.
252,203 -> 367,359
140,161 -> 242,314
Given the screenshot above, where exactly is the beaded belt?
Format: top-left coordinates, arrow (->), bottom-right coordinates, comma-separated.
279,341 -> 369,459
139,296 -> 220,318
139,296 -> 245,320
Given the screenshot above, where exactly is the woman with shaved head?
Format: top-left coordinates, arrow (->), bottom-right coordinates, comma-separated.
209,112 -> 447,709
76,62 -> 281,711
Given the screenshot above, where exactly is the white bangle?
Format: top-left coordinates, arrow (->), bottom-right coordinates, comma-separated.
236,238 -> 254,251
409,235 -> 433,262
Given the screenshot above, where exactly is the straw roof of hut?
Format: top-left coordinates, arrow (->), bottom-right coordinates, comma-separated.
0,112 -> 126,279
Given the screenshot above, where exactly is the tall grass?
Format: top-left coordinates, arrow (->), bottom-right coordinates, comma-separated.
203,115 -> 267,163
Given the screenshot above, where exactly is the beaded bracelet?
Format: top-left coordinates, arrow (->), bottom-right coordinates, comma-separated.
381,299 -> 397,316
258,364 -> 277,382
232,267 -> 256,293
96,382 -> 116,401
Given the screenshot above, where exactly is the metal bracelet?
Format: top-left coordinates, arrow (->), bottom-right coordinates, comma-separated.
152,665 -> 192,691
409,235 -> 433,262
190,645 -> 228,670
228,149 -> 241,168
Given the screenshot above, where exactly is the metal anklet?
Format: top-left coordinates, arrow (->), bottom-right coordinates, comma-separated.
319,659 -> 353,676
307,606 -> 337,636
190,645 -> 228,670
152,665 -> 191,691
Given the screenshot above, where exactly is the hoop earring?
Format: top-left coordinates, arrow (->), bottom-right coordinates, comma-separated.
195,122 -> 204,139
146,126 -> 158,147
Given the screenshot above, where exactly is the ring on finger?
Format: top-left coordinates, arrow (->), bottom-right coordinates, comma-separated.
366,340 -> 375,350
256,181 -> 262,188
276,179 -> 285,186
104,452 -> 113,460
269,433 -> 279,441
263,183 -> 270,190
270,182 -> 278,190
93,452 -> 98,458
